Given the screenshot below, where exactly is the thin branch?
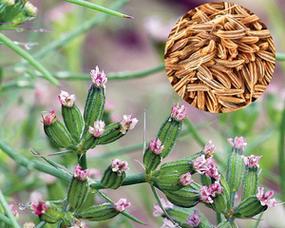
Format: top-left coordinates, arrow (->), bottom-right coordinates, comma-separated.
64,0 -> 132,18
279,102 -> 285,202
0,190 -> 20,228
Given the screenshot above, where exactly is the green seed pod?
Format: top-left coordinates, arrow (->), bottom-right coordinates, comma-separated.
233,196 -> 267,218
61,105 -> 84,142
43,111 -> 74,148
164,182 -> 201,208
200,175 -> 212,186
158,117 -> 182,158
101,165 -> 126,189
242,156 -> 261,200
211,193 -> 228,214
83,85 -> 105,134
226,150 -> 244,192
220,175 -> 231,207
23,2 -> 37,17
97,122 -> 123,145
143,151 -> 161,174
76,203 -> 119,221
67,167 -> 89,212
152,159 -> 195,191
40,203 -> 64,224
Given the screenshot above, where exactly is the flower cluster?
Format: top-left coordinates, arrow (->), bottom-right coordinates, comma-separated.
256,187 -> 277,208
187,210 -> 200,227
31,201 -> 48,216
58,90 -> 76,107
74,165 -> 89,181
200,182 -> 223,204
149,138 -> 164,155
203,140 -> 216,158
193,155 -> 220,180
115,198 -> 131,212
170,104 -> 187,121
228,136 -> 247,151
90,66 -> 107,88
42,110 -> 56,126
120,114 -> 138,134
244,155 -> 261,168
89,120 -> 105,137
111,159 -> 129,174
179,172 -> 193,186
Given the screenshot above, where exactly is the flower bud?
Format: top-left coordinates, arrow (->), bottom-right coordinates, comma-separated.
83,69 -> 106,135
228,136 -> 247,152
24,2 -> 37,17
89,120 -> 105,137
59,91 -> 84,142
242,155 -> 261,200
100,159 -> 128,189
170,104 -> 187,121
32,201 -> 63,224
187,210 -> 200,227
203,140 -> 215,158
164,182 -> 200,208
67,165 -> 89,211
114,198 -> 131,212
143,138 -> 163,173
42,110 -> 74,148
76,203 -> 119,221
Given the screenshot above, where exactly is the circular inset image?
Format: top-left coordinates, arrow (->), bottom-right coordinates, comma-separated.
164,2 -> 276,113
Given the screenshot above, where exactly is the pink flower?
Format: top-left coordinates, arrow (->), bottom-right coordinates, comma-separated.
179,172 -> 193,186
200,186 -> 213,204
42,110 -> 56,125
115,198 -> 131,212
74,165 -> 89,181
153,198 -> 173,217
90,66 -> 107,88
161,218 -> 176,228
149,138 -> 164,155
203,140 -> 215,157
204,158 -> 220,180
170,104 -> 187,121
187,210 -> 200,227
9,204 -> 19,217
89,120 -> 105,137
244,155 -> 261,168
208,182 -> 223,197
111,159 -> 129,174
228,136 -> 247,151
256,187 -> 277,208
31,201 -> 48,216
193,156 -> 220,180
193,155 -> 208,174
58,90 -> 75,107
120,114 -> 138,134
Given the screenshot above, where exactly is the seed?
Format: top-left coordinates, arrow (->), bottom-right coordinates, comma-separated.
164,2 -> 276,113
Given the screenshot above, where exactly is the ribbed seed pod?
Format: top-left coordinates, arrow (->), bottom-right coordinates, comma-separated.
164,182 -> 201,208
67,178 -> 89,212
152,159 -> 196,191
143,117 -> 182,173
220,175 -> 231,207
212,193 -> 228,214
40,204 -> 64,224
83,85 -> 105,134
234,196 -> 267,218
76,203 -> 119,221
242,167 -> 259,200
97,122 -> 123,145
158,117 -> 182,158
101,166 -> 126,189
44,120 -> 74,148
226,150 -> 245,192
200,175 -> 212,186
62,105 -> 84,142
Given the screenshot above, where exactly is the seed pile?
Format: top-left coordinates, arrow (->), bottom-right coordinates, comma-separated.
164,2 -> 276,113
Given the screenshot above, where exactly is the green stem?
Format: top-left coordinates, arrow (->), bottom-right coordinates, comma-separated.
53,64 -> 164,81
0,80 -> 34,93
279,102 -> 285,202
64,0 -> 132,18
216,212 -> 222,224
31,0 -> 128,60
150,185 -> 177,225
0,33 -> 58,85
0,190 -> 20,228
0,213 -> 12,226
230,192 -> 236,207
277,52 -> 285,61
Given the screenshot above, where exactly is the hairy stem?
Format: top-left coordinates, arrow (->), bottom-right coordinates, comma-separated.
279,102 -> 285,202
